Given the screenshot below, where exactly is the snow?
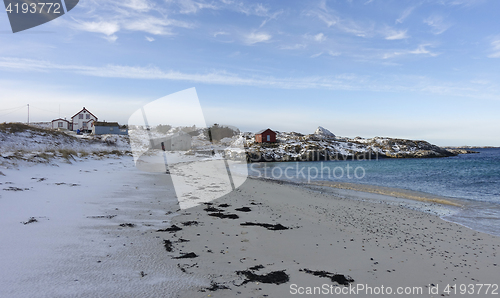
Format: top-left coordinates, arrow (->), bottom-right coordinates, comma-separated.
0,156 -> 206,297
314,126 -> 336,138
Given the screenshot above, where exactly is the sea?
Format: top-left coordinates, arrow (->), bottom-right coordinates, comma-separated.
245,148 -> 500,237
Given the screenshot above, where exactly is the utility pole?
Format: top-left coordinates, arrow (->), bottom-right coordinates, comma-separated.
27,104 -> 29,124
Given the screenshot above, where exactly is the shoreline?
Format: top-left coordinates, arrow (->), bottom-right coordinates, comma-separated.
309,180 -> 464,207
248,176 -> 500,238
249,176 -> 464,208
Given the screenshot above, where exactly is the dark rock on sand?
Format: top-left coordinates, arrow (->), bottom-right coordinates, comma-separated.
163,240 -> 173,252
208,213 -> 239,219
300,268 -> 354,286
119,223 -> 135,227
204,206 -> 224,212
22,217 -> 38,225
235,207 -> 252,212
200,282 -> 230,292
157,225 -> 182,232
248,265 -> 265,271
181,221 -> 199,226
173,252 -> 198,259
240,222 -> 289,230
236,270 -> 289,285
87,215 -> 117,219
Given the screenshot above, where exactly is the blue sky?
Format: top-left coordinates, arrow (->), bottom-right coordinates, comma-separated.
1,0 -> 500,146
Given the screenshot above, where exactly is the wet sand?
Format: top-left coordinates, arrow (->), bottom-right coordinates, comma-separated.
165,177 -> 499,297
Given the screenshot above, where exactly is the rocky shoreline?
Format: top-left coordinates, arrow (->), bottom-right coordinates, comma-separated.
228,129 -> 476,162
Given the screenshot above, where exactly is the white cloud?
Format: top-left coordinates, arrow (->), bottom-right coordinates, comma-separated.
423,15 -> 451,35
0,57 -> 364,90
383,44 -> 438,59
307,49 -> 339,58
145,36 -> 155,42
259,10 -> 283,28
385,29 -> 409,40
487,39 -> 500,58
72,20 -> 120,37
441,0 -> 485,7
280,44 -> 307,50
244,32 -> 272,45
67,1 -> 195,40
123,18 -> 170,35
0,57 -> 497,100
104,35 -> 118,43
396,7 -> 415,24
213,31 -> 229,38
314,33 -> 326,42
176,0 -> 218,14
118,0 -> 153,12
310,2 -> 373,37
409,44 -> 439,56
123,16 -> 193,35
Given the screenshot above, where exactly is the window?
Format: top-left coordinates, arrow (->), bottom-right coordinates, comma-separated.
79,114 -> 83,119
267,135 -> 270,141
58,122 -> 63,128
82,122 -> 87,128
86,114 -> 90,119
109,127 -> 114,131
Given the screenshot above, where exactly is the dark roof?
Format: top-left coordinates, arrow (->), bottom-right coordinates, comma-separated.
51,118 -> 70,123
256,128 -> 275,135
71,107 -> 98,120
94,121 -> 120,127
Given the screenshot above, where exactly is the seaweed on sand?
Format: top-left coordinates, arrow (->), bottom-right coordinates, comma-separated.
300,268 -> 354,286
236,270 -> 289,285
240,222 -> 288,230
157,225 -> 182,232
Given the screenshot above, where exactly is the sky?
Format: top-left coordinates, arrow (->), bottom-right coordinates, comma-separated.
0,0 -> 499,146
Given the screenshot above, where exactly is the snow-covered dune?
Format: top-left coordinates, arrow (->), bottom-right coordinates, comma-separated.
0,123 -> 131,165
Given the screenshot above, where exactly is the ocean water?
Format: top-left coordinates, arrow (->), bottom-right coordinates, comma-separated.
246,148 -> 500,237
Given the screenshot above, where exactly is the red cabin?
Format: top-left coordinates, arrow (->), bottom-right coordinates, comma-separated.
255,128 -> 276,143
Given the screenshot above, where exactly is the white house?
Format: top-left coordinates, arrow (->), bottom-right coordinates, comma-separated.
71,107 -> 98,132
51,118 -> 71,130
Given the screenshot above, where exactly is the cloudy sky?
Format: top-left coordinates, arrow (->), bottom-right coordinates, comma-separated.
1,0 -> 499,146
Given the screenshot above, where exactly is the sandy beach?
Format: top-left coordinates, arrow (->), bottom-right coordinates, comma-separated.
1,157 -> 499,297
166,176 -> 499,297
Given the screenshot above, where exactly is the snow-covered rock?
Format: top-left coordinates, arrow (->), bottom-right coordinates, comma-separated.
314,126 -> 336,138
224,130 -> 457,162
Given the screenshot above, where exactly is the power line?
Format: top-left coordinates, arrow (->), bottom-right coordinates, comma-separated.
0,106 -> 26,117
30,105 -> 61,115
0,105 -> 26,112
